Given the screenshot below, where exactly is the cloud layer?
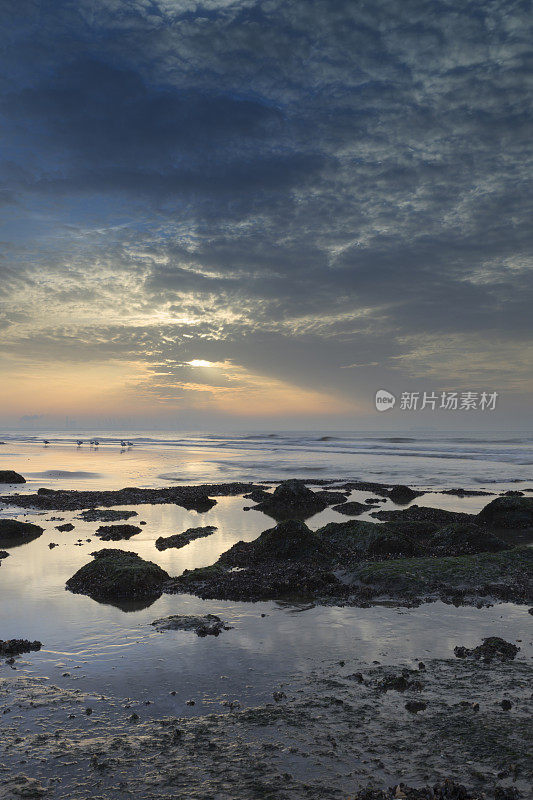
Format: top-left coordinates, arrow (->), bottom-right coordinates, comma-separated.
0,0 -> 531,426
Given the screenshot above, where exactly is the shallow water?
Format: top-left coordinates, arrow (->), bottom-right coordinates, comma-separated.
0,436 -> 531,725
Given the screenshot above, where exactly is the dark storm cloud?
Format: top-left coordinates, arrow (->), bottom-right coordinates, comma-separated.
0,0 -> 532,409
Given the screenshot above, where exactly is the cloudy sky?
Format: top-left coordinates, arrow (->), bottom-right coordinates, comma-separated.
1,0 -> 531,429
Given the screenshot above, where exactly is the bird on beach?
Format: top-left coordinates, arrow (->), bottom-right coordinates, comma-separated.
120,440 -> 127,448
126,441 -> 133,447
43,440 -> 50,445
90,439 -> 99,446
76,440 -> 83,446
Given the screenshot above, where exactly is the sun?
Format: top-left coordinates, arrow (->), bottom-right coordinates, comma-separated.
187,359 -> 213,367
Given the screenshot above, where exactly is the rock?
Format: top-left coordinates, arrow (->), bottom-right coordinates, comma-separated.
477,496 -> 533,528
389,485 -> 423,504
95,524 -> 142,541
56,523 -> 75,532
252,480 -> 327,520
441,488 -> 493,497
405,700 -> 427,713
0,482 -> 256,512
79,509 -> 139,522
0,470 -> 25,483
219,520 -> 330,565
361,529 -> 424,558
155,525 -> 217,551
332,501 -> 370,516
353,780 -> 485,799
430,523 -> 508,556
372,506 -> 474,524
0,639 -> 42,656
152,614 -> 231,636
454,637 -> 519,662
0,519 -> 44,544
242,489 -> 272,503
377,671 -> 423,692
500,699 -> 512,710
273,691 -> 286,701
314,490 -> 349,505
0,550 -> 9,559
66,549 -> 169,600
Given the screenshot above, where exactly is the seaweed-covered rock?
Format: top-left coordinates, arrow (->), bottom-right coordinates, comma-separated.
0,470 -> 25,483
477,496 -> 533,528
252,480 -> 327,520
0,519 -> 44,544
351,547 -> 532,604
56,523 -> 75,532
242,488 -> 272,503
314,490 -> 349,505
151,613 -> 231,636
317,519 -> 424,561
174,561 -> 345,602
0,550 -> 9,559
430,523 -> 508,556
371,505 -> 474,524
156,525 -> 217,551
66,549 -> 169,600
332,501 -> 370,516
79,509 -> 138,522
0,639 -> 41,656
95,524 -> 142,541
388,485 -> 423,504
454,637 -> 519,662
220,520 -> 329,567
353,780 -> 484,799
377,671 -> 423,692
363,529 -> 424,558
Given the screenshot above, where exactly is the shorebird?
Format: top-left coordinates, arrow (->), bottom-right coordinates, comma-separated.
76,440 -> 83,446
126,441 -> 133,447
90,439 -> 99,446
43,440 -> 50,445
120,440 -> 127,447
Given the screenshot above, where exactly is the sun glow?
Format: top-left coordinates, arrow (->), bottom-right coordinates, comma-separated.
188,359 -> 213,367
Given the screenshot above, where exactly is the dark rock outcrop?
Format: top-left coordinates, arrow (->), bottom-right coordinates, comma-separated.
371,505 -> 474,524
454,637 -> 520,662
0,482 -> 257,512
251,480 -> 327,520
0,519 -> 44,544
0,639 -> 41,656
151,613 -> 231,636
79,509 -> 138,522
156,525 -> 217,551
353,780 -> 484,799
388,485 -> 423,504
95,524 -> 142,541
66,549 -> 169,600
220,520 -> 329,566
430,523 -> 508,556
477,496 -> 533,528
332,501 -> 371,516
0,470 -> 26,483
56,523 -> 75,532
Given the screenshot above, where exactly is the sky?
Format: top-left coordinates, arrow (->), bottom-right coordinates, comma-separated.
0,0 -> 531,430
